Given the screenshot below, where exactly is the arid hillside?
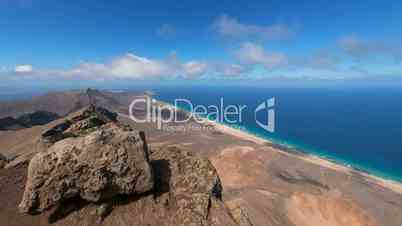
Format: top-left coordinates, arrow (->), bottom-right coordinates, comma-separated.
0,89 -> 140,118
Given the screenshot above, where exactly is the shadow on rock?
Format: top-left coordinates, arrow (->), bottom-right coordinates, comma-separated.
48,197 -> 88,224
151,159 -> 171,198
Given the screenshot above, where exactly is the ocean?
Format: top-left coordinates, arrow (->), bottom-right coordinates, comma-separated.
153,85 -> 402,183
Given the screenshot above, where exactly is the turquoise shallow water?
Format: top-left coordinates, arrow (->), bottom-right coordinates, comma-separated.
210,117 -> 402,183
154,85 -> 402,183
246,126 -> 402,182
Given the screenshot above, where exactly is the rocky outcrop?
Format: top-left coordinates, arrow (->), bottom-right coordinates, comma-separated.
145,146 -> 236,226
19,124 -> 153,214
17,105 -> 237,225
41,105 -> 117,144
71,146 -> 238,226
18,106 -> 150,214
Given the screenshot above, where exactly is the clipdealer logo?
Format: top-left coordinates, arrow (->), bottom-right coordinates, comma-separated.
128,96 -> 275,133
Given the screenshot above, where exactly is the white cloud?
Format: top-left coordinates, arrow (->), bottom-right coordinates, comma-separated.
5,54 -> 180,80
109,54 -> 176,78
4,53 -> 246,80
213,14 -> 291,40
235,42 -> 288,69
59,53 -> 181,79
14,64 -> 33,73
182,61 -> 208,78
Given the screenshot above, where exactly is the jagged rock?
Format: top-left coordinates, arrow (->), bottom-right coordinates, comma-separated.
97,146 -> 238,226
151,146 -> 225,225
17,105 -> 237,225
18,124 -> 154,214
39,146 -> 238,226
41,105 -> 117,144
40,121 -> 72,143
153,146 -> 238,225
69,104 -> 117,125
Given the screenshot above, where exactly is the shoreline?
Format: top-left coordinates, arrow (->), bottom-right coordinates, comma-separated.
209,114 -> 402,194
155,98 -> 402,195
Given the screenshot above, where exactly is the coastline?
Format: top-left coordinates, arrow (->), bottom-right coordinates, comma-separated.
209,113 -> 402,194
156,98 -> 402,195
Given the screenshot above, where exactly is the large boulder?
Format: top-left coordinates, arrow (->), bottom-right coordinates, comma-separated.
18,124 -> 154,214
20,146 -> 238,226
96,146 -> 238,226
150,146 -> 228,225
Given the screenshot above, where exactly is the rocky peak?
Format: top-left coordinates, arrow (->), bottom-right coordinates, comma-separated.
41,105 -> 117,144
17,107 -> 238,225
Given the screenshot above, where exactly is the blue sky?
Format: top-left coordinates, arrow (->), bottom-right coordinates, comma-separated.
1,0 -> 402,84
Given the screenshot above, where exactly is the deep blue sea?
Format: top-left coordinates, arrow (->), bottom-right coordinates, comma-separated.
1,84 -> 402,183
152,85 -> 402,183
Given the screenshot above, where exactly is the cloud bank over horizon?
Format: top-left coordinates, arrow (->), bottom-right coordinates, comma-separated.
5,35 -> 401,82
5,53 -> 248,81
